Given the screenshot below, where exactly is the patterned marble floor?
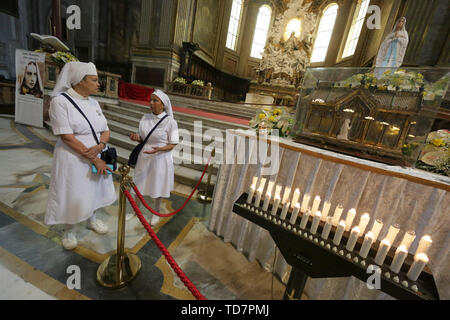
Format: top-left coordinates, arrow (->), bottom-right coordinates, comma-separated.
0,116 -> 286,300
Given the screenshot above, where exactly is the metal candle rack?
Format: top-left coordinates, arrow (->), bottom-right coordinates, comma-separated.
233,192 -> 440,300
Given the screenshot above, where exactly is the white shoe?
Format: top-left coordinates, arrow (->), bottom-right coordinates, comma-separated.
62,231 -> 77,250
150,215 -> 160,226
87,219 -> 109,234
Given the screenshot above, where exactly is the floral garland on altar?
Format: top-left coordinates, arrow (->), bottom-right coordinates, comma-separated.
249,107 -> 294,137
35,49 -> 79,64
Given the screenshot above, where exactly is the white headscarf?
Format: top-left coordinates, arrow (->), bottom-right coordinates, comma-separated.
51,61 -> 98,97
152,89 -> 173,117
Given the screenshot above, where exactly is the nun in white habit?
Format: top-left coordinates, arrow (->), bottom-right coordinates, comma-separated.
129,89 -> 179,226
46,61 -> 116,250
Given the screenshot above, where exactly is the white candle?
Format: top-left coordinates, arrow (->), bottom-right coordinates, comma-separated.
415,235 -> 432,256
374,239 -> 391,266
357,213 -> 370,235
332,205 -> 344,226
271,195 -> 281,216
321,201 -> 331,221
359,232 -> 374,259
344,208 -> 356,232
289,203 -> 301,224
274,185 -> 282,199
385,224 -> 400,244
282,187 -> 291,204
346,226 -> 361,251
257,178 -> 267,193
247,185 -> 256,204
311,196 -> 321,215
333,220 -> 346,246
299,210 -> 311,229
407,253 -> 429,281
262,193 -> 271,211
300,193 -> 311,213
390,245 -> 408,274
321,216 -> 333,240
280,202 -> 290,220
370,218 -> 383,241
399,231 -> 416,252
310,211 -> 322,234
267,181 -> 275,195
291,188 -> 301,208
254,190 -> 262,207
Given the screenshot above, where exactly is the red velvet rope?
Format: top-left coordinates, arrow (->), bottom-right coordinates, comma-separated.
133,156 -> 211,218
123,189 -> 206,300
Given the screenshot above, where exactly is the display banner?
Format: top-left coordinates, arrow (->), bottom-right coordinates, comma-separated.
15,49 -> 45,128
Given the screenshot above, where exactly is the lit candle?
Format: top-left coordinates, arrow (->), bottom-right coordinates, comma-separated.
359,232 -> 374,259
274,185 -> 282,199
344,208 -> 356,232
399,231 -> 416,252
346,226 -> 361,251
247,185 -> 256,204
311,196 -> 321,215
390,245 -> 408,274
300,193 -> 311,213
321,201 -> 331,221
299,210 -> 311,229
357,213 -> 370,235
321,216 -> 333,240
257,178 -> 267,194
267,181 -> 275,196
271,194 -> 281,216
262,193 -> 271,211
385,224 -> 400,244
310,211 -> 322,234
289,203 -> 301,224
254,190 -> 262,207
374,239 -> 391,266
407,253 -> 429,281
333,220 -> 346,246
291,188 -> 301,208
280,202 -> 290,220
282,187 -> 291,204
332,205 -> 344,226
370,218 -> 383,242
415,235 -> 432,256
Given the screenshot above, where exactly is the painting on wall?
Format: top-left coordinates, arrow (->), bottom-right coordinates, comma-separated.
193,0 -> 220,58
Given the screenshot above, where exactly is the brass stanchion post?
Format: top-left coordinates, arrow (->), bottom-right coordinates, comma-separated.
198,148 -> 215,203
97,165 -> 142,288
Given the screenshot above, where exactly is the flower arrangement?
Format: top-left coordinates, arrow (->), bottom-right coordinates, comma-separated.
51,51 -> 79,64
191,80 -> 204,86
249,107 -> 294,137
415,130 -> 450,176
173,77 -> 187,84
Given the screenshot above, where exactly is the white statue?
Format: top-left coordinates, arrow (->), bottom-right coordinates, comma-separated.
337,118 -> 351,141
374,17 -> 409,78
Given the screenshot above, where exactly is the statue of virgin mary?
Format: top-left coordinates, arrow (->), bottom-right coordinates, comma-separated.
374,17 -> 409,78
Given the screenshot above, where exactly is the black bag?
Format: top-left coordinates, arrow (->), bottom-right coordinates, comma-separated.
128,114 -> 168,167
62,93 -> 117,170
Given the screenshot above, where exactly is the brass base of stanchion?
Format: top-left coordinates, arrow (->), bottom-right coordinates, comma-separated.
97,252 -> 142,289
198,194 -> 212,203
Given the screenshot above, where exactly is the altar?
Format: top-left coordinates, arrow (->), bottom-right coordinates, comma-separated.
208,129 -> 449,300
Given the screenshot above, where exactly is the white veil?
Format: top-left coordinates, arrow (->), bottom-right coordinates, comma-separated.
51,62 -> 98,97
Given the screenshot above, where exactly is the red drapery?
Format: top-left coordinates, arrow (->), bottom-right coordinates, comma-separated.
118,81 -> 154,102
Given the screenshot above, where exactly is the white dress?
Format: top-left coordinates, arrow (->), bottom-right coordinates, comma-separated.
133,111 -> 179,198
45,90 -> 117,225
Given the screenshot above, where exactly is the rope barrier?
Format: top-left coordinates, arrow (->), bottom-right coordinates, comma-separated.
123,189 -> 206,300
132,156 -> 212,218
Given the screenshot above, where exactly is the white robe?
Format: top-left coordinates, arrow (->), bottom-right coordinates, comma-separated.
133,112 -> 179,198
45,90 -> 116,225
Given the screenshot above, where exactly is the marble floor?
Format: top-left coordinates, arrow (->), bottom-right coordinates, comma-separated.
0,116 -> 290,300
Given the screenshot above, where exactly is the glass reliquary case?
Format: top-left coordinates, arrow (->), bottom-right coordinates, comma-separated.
293,67 -> 450,166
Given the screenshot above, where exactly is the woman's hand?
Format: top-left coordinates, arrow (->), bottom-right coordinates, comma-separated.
129,133 -> 142,142
143,144 -> 176,154
143,147 -> 162,154
83,144 -> 103,160
92,158 -> 112,175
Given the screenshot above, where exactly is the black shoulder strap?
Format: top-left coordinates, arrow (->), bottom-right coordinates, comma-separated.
62,93 -> 100,145
141,114 -> 169,145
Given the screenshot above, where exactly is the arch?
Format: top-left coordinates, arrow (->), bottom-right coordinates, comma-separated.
250,5 -> 272,59
311,3 -> 339,63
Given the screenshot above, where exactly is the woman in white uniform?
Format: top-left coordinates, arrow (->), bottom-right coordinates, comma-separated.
129,90 -> 179,226
46,62 -> 116,250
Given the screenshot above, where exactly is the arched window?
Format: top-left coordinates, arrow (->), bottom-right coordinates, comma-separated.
311,4 -> 339,63
284,18 -> 302,41
250,5 -> 272,59
342,0 -> 370,58
226,0 -> 244,51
